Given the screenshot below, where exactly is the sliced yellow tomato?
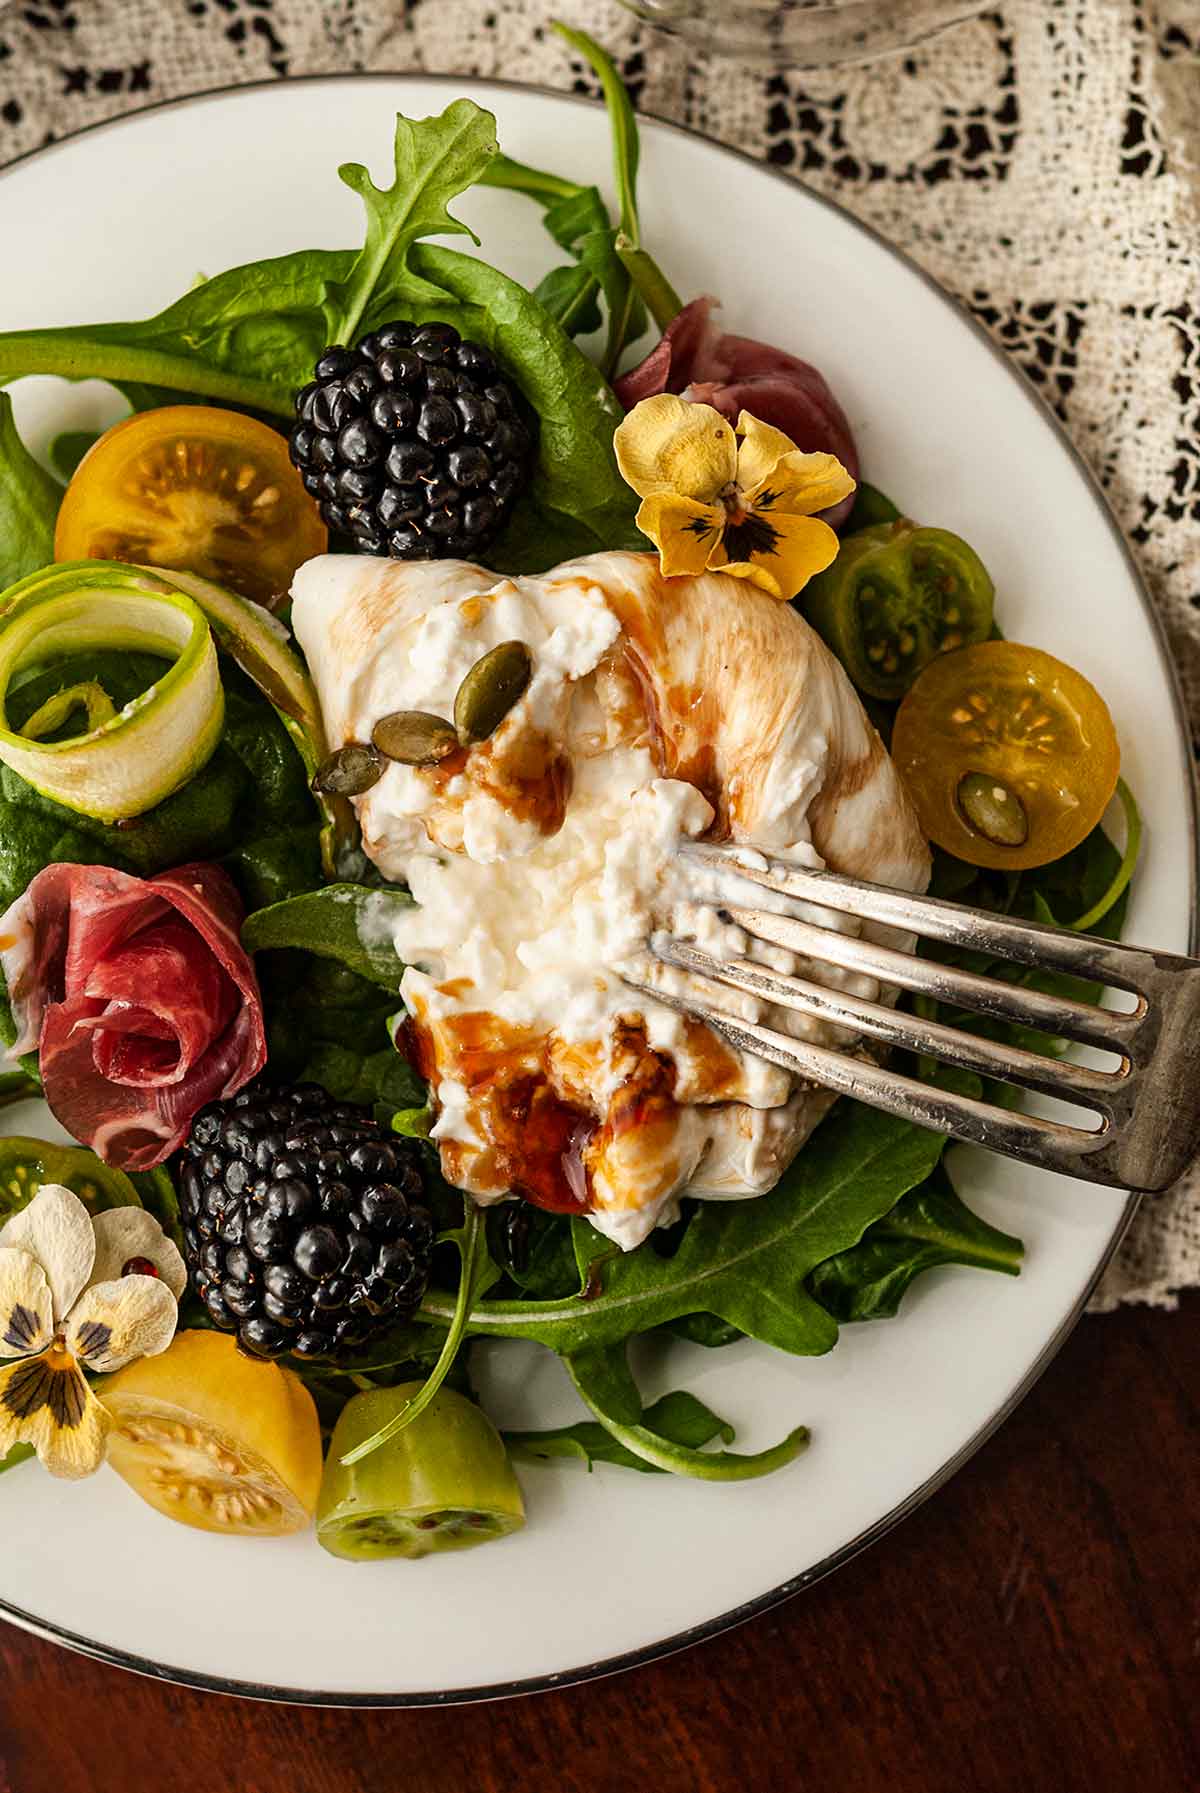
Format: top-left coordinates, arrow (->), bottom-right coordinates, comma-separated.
54,406 -> 326,608
891,640 -> 1120,871
102,1331 -> 322,1537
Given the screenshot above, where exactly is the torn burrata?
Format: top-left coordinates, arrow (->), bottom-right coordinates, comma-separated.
290,550 -> 929,1249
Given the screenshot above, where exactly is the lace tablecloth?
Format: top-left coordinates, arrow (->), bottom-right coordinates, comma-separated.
1,0 -> 1197,1308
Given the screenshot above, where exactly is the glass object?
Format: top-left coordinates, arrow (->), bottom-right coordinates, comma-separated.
617,0 -> 992,68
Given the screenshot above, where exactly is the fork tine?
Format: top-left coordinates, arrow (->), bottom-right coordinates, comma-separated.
680,844 -> 1148,993
621,976 -> 1115,1183
720,902 -> 1143,1053
657,938 -> 1127,1113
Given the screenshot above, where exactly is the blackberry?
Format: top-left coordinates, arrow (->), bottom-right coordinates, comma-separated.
177,1084 -> 435,1362
288,321 -> 534,560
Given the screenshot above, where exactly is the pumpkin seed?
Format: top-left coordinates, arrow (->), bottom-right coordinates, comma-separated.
955,771 -> 1029,848
453,640 -> 533,745
311,742 -> 385,797
372,710 -> 460,766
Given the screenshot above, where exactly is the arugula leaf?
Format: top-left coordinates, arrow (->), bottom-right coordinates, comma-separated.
417,1100 -> 946,1357
807,1161 -> 1023,1324
566,1343 -> 807,1480
242,884 -> 410,989
508,1389 -> 735,1473
327,101 -> 498,339
0,393 -> 62,588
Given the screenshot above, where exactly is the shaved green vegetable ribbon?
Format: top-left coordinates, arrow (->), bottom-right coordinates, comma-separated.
0,562 -> 223,821
0,561 -> 347,868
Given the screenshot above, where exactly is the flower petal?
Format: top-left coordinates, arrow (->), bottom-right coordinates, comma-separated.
87,1208 -> 187,1301
0,1349 -> 111,1478
0,1184 -> 96,1324
733,410 -> 808,491
615,395 -> 737,502
636,494 -> 727,580
65,1276 -> 178,1374
0,1248 -> 55,1360
746,447 -> 858,522
719,510 -> 843,601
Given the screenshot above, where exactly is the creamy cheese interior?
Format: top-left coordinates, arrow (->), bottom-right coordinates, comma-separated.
291,551 -> 929,1248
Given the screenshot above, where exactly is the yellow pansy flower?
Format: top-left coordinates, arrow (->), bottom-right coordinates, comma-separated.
615,394 -> 856,599
0,1184 -> 185,1478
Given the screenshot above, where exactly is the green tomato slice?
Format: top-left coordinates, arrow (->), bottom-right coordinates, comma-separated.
0,561 -> 223,819
0,1135 -> 142,1223
317,1382 -> 526,1563
800,519 -> 995,702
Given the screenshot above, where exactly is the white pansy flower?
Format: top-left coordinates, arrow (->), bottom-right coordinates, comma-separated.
0,1186 -> 185,1479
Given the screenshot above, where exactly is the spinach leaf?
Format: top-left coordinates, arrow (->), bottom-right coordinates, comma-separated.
260,954 -> 424,1113
242,884 -> 410,988
417,1099 -> 946,1357
508,1389 -> 735,1474
47,429 -> 101,482
844,480 -> 902,533
807,1161 -> 1023,1324
0,393 -> 62,588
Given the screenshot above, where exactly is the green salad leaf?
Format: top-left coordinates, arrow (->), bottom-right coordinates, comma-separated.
0,394 -> 62,589
242,883 -> 410,988
507,1389 -> 735,1473
566,1344 -> 808,1481
418,1100 -> 946,1358
258,953 -> 423,1115
807,1161 -> 1023,1323
327,100 -> 498,337
0,101 -> 641,572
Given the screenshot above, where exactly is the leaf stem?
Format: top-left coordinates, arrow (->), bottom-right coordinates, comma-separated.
339,1202 -> 488,1467
615,237 -> 684,334
479,154 -> 582,203
567,1357 -> 809,1480
1068,778 -> 1142,933
0,335 -> 293,417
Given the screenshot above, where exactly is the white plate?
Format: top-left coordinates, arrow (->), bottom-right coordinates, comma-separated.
0,77 -> 1194,1706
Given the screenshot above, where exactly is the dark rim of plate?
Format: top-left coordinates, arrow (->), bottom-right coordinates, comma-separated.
0,71 -> 1195,1711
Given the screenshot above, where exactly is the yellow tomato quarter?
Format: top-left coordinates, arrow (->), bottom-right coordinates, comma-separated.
102,1330 -> 323,1537
54,405 -> 326,608
891,640 -> 1120,871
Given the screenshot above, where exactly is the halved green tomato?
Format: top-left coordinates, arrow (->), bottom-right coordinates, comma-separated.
317,1383 -> 526,1562
891,640 -> 1120,871
54,406 -> 326,609
0,1136 -> 141,1223
801,519 -> 995,701
103,1331 -> 323,1536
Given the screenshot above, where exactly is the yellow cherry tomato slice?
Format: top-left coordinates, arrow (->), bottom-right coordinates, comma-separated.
54,406 -> 326,608
102,1331 -> 323,1536
891,640 -> 1120,871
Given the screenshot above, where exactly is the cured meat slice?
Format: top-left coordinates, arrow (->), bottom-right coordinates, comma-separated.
0,862 -> 265,1170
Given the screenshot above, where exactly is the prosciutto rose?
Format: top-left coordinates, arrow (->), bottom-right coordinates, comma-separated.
0,862 -> 266,1170
615,296 -> 860,531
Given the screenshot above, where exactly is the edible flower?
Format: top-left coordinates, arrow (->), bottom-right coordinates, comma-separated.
0,1185 -> 185,1478
614,395 -> 856,599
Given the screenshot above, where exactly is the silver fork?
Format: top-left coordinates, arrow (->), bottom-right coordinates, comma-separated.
623,844 -> 1200,1193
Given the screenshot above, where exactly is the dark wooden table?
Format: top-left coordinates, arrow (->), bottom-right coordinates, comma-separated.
1,1292 -> 1196,1793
